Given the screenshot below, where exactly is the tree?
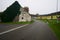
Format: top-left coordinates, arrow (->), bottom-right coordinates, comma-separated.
1,1 -> 22,22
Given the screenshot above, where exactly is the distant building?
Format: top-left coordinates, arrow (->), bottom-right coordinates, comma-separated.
57,16 -> 60,20
36,11 -> 60,20
19,7 -> 31,22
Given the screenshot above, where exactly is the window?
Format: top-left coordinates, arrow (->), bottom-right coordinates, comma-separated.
22,17 -> 24,19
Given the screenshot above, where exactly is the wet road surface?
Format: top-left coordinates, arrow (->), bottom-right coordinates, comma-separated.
0,20 -> 57,40
0,24 -> 23,32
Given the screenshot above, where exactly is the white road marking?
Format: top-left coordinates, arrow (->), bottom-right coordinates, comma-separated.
0,24 -> 28,35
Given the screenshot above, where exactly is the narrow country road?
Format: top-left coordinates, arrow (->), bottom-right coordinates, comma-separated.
0,20 -> 57,40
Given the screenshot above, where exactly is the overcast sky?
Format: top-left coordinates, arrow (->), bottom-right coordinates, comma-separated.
0,0 -> 60,15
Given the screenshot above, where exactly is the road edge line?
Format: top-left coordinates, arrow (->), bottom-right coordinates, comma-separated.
0,24 -> 28,35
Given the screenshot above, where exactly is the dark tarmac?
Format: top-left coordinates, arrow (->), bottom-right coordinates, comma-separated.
0,20 -> 57,40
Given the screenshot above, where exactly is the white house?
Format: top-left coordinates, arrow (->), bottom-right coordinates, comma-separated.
19,7 -> 31,22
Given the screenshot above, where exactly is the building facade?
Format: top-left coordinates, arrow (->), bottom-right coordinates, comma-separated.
37,12 -> 60,20
19,7 -> 31,22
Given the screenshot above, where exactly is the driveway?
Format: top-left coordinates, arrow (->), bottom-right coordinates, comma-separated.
0,20 -> 57,40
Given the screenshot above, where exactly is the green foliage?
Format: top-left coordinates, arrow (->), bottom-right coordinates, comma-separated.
0,12 -> 2,17
0,20 -> 34,24
48,20 -> 60,40
41,19 -> 60,40
1,1 -> 21,22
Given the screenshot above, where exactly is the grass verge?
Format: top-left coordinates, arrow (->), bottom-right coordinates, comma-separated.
0,20 -> 34,24
40,19 -> 60,40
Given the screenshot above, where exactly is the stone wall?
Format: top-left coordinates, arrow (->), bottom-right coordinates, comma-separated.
19,7 -> 31,22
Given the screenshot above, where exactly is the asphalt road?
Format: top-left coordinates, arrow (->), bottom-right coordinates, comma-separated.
0,20 -> 57,40
0,24 -> 23,32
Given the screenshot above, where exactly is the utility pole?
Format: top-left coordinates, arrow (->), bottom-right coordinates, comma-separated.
56,0 -> 58,23
56,0 -> 58,12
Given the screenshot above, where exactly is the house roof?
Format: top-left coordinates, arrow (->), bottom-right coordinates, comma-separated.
39,11 -> 60,16
30,11 -> 60,17
30,14 -> 37,17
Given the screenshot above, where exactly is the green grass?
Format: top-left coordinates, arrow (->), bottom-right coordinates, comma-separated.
48,20 -> 60,40
0,20 -> 34,24
40,19 -> 60,40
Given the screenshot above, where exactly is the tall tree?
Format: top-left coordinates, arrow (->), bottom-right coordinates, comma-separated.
1,1 -> 22,22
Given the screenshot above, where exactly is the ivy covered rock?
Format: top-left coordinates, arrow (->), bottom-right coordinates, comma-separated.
1,1 -> 22,22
